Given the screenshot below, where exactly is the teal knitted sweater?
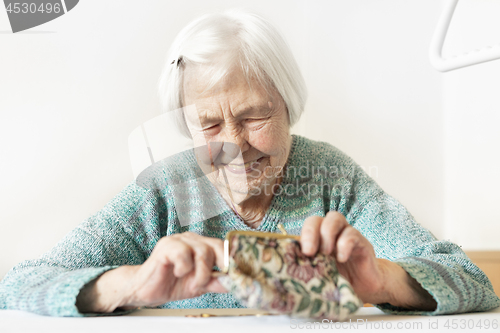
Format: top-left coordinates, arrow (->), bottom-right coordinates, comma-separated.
0,135 -> 498,317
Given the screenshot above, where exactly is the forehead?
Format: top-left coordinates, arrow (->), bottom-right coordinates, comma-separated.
182,64 -> 278,118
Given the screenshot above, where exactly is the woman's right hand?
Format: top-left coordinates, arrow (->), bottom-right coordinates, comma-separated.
76,232 -> 227,313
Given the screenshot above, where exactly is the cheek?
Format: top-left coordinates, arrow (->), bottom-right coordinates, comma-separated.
249,120 -> 290,157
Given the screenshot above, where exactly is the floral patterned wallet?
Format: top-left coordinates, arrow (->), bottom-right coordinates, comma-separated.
217,226 -> 363,321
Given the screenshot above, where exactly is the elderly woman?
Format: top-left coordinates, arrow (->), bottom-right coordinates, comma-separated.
0,10 -> 498,317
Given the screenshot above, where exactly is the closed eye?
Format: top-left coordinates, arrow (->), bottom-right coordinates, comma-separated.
243,118 -> 270,130
203,124 -> 221,136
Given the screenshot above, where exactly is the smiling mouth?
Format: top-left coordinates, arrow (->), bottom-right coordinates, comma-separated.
225,157 -> 265,174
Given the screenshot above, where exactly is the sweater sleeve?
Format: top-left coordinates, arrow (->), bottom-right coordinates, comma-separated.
0,181 -> 159,317
344,167 -> 500,315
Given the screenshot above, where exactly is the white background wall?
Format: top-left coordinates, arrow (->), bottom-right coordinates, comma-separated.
0,0 -> 499,279
441,0 -> 500,252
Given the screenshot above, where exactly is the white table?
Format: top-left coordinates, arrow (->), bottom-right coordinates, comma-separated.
1,307 -> 499,333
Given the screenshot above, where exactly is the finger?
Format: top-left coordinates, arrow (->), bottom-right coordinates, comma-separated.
183,233 -> 225,270
161,239 -> 194,277
335,226 -> 362,263
180,239 -> 214,292
320,211 -> 348,255
300,215 -> 322,256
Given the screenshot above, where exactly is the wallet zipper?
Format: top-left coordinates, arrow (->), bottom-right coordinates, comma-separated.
220,223 -> 300,274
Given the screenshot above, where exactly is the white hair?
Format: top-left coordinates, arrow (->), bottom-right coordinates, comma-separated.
157,9 -> 307,137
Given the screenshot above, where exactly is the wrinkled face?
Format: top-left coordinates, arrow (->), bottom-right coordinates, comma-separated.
182,65 -> 291,205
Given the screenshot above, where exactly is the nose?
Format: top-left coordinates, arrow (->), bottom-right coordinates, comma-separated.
216,123 -> 250,164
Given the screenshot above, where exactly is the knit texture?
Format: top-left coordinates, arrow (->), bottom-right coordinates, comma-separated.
0,135 -> 498,317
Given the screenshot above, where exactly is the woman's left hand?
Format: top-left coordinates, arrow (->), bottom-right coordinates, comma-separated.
300,211 -> 437,310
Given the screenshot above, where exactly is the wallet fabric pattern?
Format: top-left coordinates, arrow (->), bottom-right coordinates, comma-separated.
219,234 -> 363,320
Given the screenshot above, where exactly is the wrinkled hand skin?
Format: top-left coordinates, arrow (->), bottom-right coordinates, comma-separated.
299,211 -> 437,311
76,232 -> 228,313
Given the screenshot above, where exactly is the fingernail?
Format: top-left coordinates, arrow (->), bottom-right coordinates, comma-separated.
302,242 -> 312,253
337,253 -> 346,262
